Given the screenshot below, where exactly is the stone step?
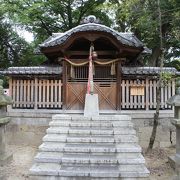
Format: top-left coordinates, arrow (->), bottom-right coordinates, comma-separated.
118,164 -> 150,178
61,153 -> 145,165
35,152 -> 145,164
30,162 -> 60,176
59,164 -> 149,178
30,115 -> 149,179
49,120 -> 133,128
30,163 -> 149,178
35,152 -> 63,163
52,114 -> 131,121
91,115 -> 131,121
51,118 -> 132,122
47,127 -> 136,135
60,164 -> 120,178
52,114 -> 71,121
43,134 -> 138,143
39,142 -> 142,153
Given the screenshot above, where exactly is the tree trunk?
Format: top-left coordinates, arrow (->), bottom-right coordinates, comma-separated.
67,0 -> 73,29
146,80 -> 161,153
146,0 -> 164,153
149,46 -> 161,66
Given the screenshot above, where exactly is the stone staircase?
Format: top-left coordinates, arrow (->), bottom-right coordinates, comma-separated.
30,114 -> 149,179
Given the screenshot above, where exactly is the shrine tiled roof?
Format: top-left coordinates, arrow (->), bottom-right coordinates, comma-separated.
39,23 -> 143,48
35,22 -> 145,54
122,67 -> 178,75
0,66 -> 178,76
0,66 -> 62,75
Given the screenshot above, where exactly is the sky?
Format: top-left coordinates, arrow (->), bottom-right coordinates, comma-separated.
20,31 -> 34,42
16,28 -> 34,42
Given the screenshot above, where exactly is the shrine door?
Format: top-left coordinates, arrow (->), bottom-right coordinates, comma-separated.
66,64 -> 117,110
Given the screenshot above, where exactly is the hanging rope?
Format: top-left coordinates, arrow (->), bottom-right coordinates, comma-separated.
58,57 -> 120,77
111,61 -> 116,75
70,65 -> 75,78
92,62 -> 95,75
87,44 -> 94,94
58,57 -> 89,66
58,57 -> 119,66
94,58 -> 119,65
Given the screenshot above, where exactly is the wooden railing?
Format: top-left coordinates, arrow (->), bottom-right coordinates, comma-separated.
121,79 -> 175,110
9,78 -> 62,109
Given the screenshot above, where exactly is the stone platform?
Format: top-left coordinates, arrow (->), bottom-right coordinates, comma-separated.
30,114 -> 149,179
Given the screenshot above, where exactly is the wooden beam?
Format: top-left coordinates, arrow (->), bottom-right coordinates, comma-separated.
62,60 -> 67,110
41,45 -> 142,55
34,77 -> 38,110
116,61 -> 121,110
66,51 -> 118,56
64,58 -> 122,62
8,77 -> 13,111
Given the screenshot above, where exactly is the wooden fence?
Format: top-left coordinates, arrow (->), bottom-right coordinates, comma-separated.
9,78 -> 62,109
121,79 -> 175,110
8,77 -> 175,110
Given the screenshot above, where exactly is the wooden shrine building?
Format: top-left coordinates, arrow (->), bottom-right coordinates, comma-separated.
0,16 -> 178,112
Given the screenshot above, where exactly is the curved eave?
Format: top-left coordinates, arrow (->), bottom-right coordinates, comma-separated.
36,23 -> 144,54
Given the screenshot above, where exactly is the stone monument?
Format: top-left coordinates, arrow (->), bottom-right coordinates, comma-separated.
167,79 -> 180,179
0,79 -> 13,166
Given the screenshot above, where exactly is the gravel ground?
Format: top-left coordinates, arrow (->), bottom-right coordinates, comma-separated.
0,145 -> 176,180
144,146 -> 176,179
0,145 -> 37,180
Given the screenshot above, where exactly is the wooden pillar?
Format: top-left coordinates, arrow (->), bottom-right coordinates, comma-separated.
145,77 -> 149,110
8,77 -> 12,97
34,77 -> 38,110
7,77 -> 13,111
62,60 -> 67,110
116,60 -> 121,110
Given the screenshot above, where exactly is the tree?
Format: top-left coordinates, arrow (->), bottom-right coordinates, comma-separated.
3,0 -> 112,44
1,0 -> 179,67
0,14 -> 36,69
0,10 -> 45,87
147,0 -> 164,152
0,0 -> 114,69
165,59 -> 180,71
107,0 -> 180,67
105,0 -> 179,151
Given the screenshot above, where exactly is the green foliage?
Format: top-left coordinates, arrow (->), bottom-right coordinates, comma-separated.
164,59 -> 180,71
2,0 -> 111,43
107,0 -> 180,67
0,0 -> 179,69
0,76 -> 9,88
160,72 -> 173,86
0,0 -> 113,68
0,17 -> 29,68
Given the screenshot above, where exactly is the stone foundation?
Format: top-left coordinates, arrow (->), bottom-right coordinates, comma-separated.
6,110 -> 175,148
134,117 -> 176,148
7,123 -> 47,146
